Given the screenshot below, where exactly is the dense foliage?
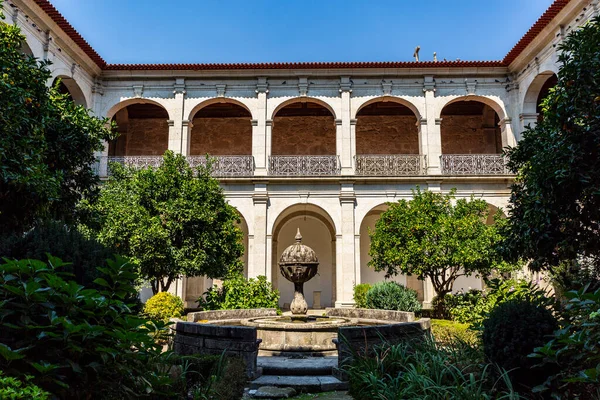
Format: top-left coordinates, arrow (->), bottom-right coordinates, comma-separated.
531,286 -> 600,399
199,272 -> 280,311
83,152 -> 244,294
143,291 -> 184,322
430,319 -> 478,345
353,283 -> 371,308
346,336 -> 521,400
0,373 -> 50,400
369,189 -> 511,298
0,255 -> 179,398
363,281 -> 422,313
0,220 -> 113,287
445,278 -> 552,326
0,11 -> 113,235
501,16 -> 600,272
483,299 -> 558,390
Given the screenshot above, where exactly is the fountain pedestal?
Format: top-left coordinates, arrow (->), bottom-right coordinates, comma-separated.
279,229 -> 319,316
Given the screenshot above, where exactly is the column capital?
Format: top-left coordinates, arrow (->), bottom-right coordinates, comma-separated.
251,119 -> 259,126
519,113 -> 538,121
266,119 -> 273,127
465,78 -> 477,95
182,119 -> 193,128
173,78 -> 186,95
252,193 -> 269,205
298,77 -> 309,96
435,118 -> 443,125
215,83 -> 226,97
417,118 -> 427,126
350,119 -> 357,126
423,75 -> 436,92
167,120 -> 175,127
335,119 -> 343,126
256,77 -> 269,94
339,76 -> 352,93
498,117 -> 512,128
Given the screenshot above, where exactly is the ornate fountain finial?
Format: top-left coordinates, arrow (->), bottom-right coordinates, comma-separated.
295,228 -> 302,243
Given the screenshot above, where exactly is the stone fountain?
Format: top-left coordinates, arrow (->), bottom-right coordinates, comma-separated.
278,228 -> 318,316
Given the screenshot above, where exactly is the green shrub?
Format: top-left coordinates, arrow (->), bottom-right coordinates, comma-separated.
483,299 -> 558,390
199,272 -> 279,311
0,255 -> 184,399
0,220 -> 113,288
445,278 -> 553,326
0,373 -> 50,400
364,281 -> 422,313
531,285 -> 600,399
353,283 -> 371,308
144,291 -> 184,321
345,336 -> 522,399
430,319 -> 479,345
183,353 -> 246,400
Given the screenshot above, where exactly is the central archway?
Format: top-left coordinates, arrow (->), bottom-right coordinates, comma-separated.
271,204 -> 336,309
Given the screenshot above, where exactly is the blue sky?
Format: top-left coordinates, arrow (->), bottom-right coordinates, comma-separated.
49,0 -> 553,64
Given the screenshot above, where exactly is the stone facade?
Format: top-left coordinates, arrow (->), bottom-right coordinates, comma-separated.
10,0 -> 599,308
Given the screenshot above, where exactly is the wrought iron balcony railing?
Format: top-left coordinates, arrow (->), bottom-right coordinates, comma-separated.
440,154 -> 509,175
269,155 -> 340,176
95,155 -> 255,178
355,154 -> 426,176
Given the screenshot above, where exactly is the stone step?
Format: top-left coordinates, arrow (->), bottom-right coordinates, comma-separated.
257,356 -> 337,376
249,375 -> 348,393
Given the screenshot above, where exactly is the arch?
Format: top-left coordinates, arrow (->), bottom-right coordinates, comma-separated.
358,203 -> 424,300
21,41 -> 34,57
271,97 -> 337,120
53,76 -> 87,107
233,210 -> 250,278
189,101 -> 253,156
107,102 -> 170,157
271,203 -> 337,309
355,99 -> 420,155
271,203 -> 337,237
353,96 -> 421,120
440,99 -> 503,155
271,99 -> 336,156
522,71 -> 558,116
105,98 -> 171,120
187,98 -> 255,121
438,95 -> 506,121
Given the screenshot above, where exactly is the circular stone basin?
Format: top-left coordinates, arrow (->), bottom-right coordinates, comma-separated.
241,315 -> 357,354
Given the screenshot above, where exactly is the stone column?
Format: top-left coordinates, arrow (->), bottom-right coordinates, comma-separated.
168,78 -> 186,154
336,183 -> 356,308
253,78 -> 269,176
423,76 -> 441,175
339,77 -> 353,175
499,117 -> 516,148
250,183 -> 269,278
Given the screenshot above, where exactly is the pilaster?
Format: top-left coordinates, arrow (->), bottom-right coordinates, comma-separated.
339,77 -> 353,175
499,117 -> 516,148
253,78 -> 269,175
336,182 -> 356,307
168,78 -> 186,154
423,76 -> 441,175
251,182 -> 269,278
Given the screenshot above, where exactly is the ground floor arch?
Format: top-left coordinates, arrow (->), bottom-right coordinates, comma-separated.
358,204 -> 424,301
271,204 -> 336,309
53,76 -> 87,107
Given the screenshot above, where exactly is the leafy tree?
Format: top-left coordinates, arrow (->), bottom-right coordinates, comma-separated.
0,8 -> 113,235
501,16 -> 600,272
83,152 -> 244,293
369,188 -> 510,298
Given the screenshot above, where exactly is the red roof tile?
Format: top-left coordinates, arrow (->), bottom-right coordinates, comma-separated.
33,0 -> 573,71
502,0 -> 572,65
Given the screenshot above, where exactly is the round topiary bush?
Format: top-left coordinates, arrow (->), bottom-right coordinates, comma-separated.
482,299 -> 558,389
143,292 -> 184,321
364,281 -> 422,312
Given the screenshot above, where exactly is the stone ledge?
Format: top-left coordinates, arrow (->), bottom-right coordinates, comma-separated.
325,307 -> 414,322
187,308 -> 278,322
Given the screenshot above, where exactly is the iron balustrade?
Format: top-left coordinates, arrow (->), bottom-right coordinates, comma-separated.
95,155 -> 255,177
440,154 -> 509,175
268,155 -> 340,176
355,154 -> 426,176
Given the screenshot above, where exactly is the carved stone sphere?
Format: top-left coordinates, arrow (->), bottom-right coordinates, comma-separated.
279,228 -> 319,284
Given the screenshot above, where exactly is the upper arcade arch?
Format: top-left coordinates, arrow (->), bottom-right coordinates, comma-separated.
270,97 -> 337,121
271,99 -> 336,156
107,102 -> 170,157
522,71 -> 558,118
187,98 -> 256,122
52,76 -> 87,108
440,99 -> 503,155
105,98 -> 173,120
355,100 -> 420,155
352,96 -> 422,121
436,95 -> 507,122
189,101 -> 253,156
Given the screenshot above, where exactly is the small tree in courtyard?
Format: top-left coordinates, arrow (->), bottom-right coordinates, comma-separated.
369,188 -> 510,298
0,9 -> 113,235
501,16 -> 600,277
83,151 -> 244,293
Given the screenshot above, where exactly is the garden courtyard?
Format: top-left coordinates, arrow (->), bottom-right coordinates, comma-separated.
2,0 -> 600,399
